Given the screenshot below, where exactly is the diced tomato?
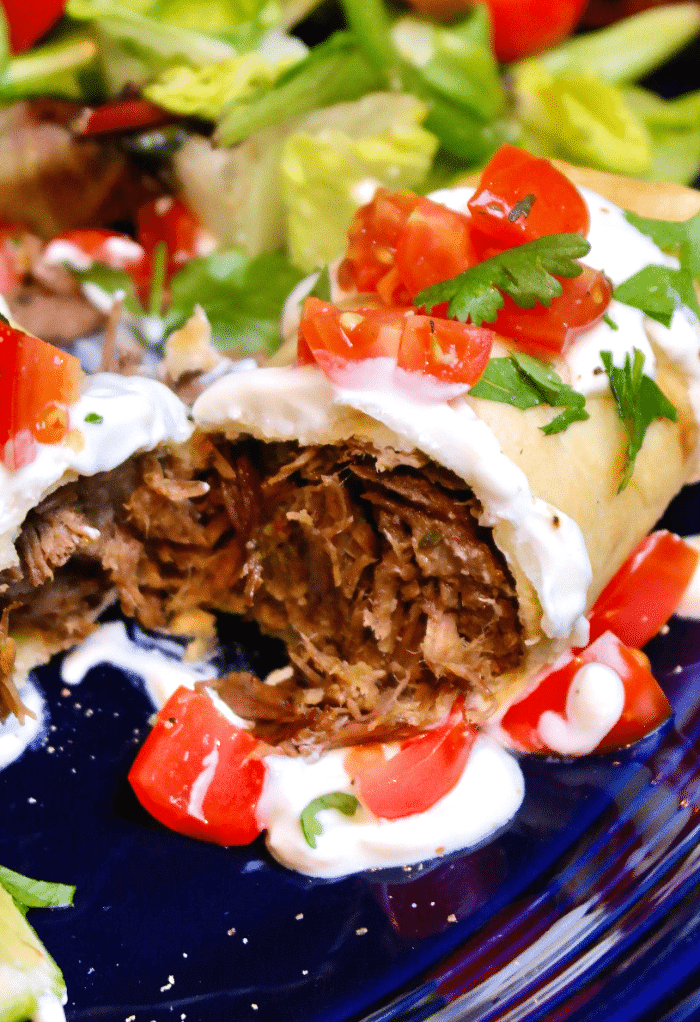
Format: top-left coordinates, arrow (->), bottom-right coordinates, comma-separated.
298,298 -> 493,395
395,196 -> 479,300
468,144 -> 590,246
0,227 -> 25,296
347,702 -> 477,819
129,686 -> 266,846
588,531 -> 699,649
337,188 -> 419,301
501,630 -> 671,754
0,321 -> 82,470
136,196 -> 215,281
44,229 -> 146,272
402,0 -> 586,62
1,0 -> 66,53
493,265 -> 612,356
72,98 -> 173,136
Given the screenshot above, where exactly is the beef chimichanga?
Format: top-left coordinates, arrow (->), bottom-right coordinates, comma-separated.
2,148 -> 700,876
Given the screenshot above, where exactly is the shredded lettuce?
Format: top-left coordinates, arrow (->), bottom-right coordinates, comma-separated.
281,92 -> 438,271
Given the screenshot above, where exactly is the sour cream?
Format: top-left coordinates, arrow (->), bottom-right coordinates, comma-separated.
258,736 -> 524,878
0,679 -> 45,770
0,374 -> 193,572
537,662 -> 625,756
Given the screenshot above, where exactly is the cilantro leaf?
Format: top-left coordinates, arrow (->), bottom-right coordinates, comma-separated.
0,865 -> 75,917
414,233 -> 590,326
469,350 -> 589,434
600,348 -> 678,492
613,264 -> 700,327
164,248 -> 305,355
308,265 -> 332,302
625,209 -> 700,279
300,792 -> 360,849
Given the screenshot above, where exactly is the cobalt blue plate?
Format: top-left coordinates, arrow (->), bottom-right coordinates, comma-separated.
1,483 -> 700,1022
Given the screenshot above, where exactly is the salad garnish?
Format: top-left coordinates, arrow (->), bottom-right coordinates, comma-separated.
300,792 -> 360,849
600,348 -> 678,493
469,350 -> 589,434
414,232 -> 590,325
613,264 -> 700,328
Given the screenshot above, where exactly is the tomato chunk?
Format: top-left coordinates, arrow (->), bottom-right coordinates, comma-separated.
136,196 -> 214,280
45,229 -> 146,272
493,265 -> 612,356
501,631 -> 671,754
347,702 -> 477,819
588,531 -> 699,649
395,196 -> 479,299
73,98 -> 173,136
129,686 -> 265,846
468,144 -> 590,246
337,188 -> 419,301
298,298 -> 493,395
0,322 -> 82,470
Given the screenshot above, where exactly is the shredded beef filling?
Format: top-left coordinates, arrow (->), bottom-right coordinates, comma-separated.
0,434 -> 523,750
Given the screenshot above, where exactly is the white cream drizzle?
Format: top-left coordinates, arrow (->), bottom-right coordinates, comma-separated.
0,679 -> 45,770
258,735 -> 524,878
537,662 -> 625,756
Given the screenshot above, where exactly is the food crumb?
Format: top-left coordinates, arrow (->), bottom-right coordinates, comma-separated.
295,913 -> 304,920
447,914 -> 457,923
227,928 -> 236,936
356,927 -> 368,936
302,970 -> 309,976
183,952 -> 188,958
126,1016 -> 135,1021
28,797 -> 36,804
242,937 -> 249,944
251,1004 -> 259,1011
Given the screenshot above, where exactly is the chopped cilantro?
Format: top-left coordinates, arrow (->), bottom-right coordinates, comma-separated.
84,412 -> 103,424
414,233 -> 590,326
625,209 -> 700,280
600,348 -> 678,492
469,350 -> 589,434
300,792 -> 360,849
418,530 -> 444,548
603,313 -> 619,330
613,264 -> 700,328
308,265 -> 332,302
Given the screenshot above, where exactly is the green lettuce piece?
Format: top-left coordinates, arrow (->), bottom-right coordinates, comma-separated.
0,875 -> 73,1022
517,3 -> 700,83
0,34 -> 105,101
622,86 -> 700,184
391,7 -> 505,122
66,0 -> 240,90
281,92 -> 437,271
163,248 -> 305,353
537,73 -> 651,174
143,42 -> 304,121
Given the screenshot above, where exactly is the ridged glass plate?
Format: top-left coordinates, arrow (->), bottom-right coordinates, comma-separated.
2,481 -> 700,1022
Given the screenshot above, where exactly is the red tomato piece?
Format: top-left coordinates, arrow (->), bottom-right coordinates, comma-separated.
72,98 -> 173,136
395,196 -> 479,299
337,188 -> 419,301
468,144 -> 590,246
402,0 -> 586,61
298,298 -> 493,394
348,703 -> 477,819
129,686 -> 266,846
588,531 -> 699,649
493,265 -> 612,356
501,630 -> 671,754
46,229 -> 146,272
136,196 -> 214,280
0,322 -> 82,470
1,0 -> 66,53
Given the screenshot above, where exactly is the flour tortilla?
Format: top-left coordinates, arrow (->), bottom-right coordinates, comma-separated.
194,166 -> 700,711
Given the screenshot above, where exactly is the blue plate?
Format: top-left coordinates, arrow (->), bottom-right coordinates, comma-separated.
2,482 -> 700,1022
